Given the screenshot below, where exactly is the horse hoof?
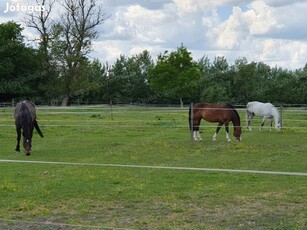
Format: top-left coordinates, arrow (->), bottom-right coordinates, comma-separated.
25,152 -> 31,156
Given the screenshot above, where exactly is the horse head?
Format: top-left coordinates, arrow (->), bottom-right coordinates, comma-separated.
276,120 -> 282,130
233,126 -> 242,141
23,133 -> 32,155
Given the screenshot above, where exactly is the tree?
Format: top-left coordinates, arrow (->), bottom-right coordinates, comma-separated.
24,0 -> 56,61
233,58 -> 258,103
85,59 -> 110,103
0,21 -> 41,100
25,0 -> 108,105
269,68 -> 297,104
23,0 -> 61,102
149,45 -> 201,106
53,0 -> 108,105
253,62 -> 272,102
123,50 -> 154,103
100,50 -> 154,103
297,64 -> 307,104
200,56 -> 232,103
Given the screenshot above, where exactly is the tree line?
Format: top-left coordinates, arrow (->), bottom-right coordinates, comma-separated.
1,0 -> 307,106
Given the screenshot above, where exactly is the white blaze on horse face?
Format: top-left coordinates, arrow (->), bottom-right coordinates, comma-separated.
26,139 -> 31,148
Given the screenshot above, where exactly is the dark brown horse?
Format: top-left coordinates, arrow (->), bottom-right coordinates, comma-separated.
189,103 -> 242,142
14,100 -> 44,155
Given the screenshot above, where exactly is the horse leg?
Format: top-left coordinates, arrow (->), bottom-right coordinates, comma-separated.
15,127 -> 21,152
193,119 -> 202,141
196,127 -> 202,141
269,118 -> 273,131
246,112 -> 254,131
260,117 -> 266,130
193,129 -> 201,141
213,122 -> 223,141
26,126 -> 35,155
195,127 -> 203,141
225,123 -> 231,142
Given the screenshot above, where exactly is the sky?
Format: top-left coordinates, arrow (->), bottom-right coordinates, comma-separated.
1,0 -> 307,70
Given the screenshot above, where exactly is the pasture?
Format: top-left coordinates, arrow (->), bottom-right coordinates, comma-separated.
0,105 -> 306,229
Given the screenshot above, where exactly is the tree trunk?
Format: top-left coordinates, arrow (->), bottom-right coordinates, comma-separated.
180,97 -> 183,108
61,96 -> 69,106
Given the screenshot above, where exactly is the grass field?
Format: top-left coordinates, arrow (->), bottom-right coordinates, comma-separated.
0,105 -> 306,229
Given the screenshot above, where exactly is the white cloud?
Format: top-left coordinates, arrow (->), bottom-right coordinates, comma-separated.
263,0 -> 306,7
214,7 -> 249,49
1,0 -> 307,69
210,1 -> 279,49
78,0 -> 307,69
247,1 -> 279,34
92,40 -> 124,63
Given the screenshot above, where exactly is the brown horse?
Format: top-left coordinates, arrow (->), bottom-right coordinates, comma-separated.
14,100 -> 44,155
189,103 -> 242,142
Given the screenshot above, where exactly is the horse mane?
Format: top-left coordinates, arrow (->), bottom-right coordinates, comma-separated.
225,103 -> 240,124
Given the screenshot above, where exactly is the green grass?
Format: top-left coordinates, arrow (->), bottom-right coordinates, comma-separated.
0,105 -> 306,229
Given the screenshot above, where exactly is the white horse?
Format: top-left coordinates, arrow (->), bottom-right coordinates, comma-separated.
246,101 -> 281,131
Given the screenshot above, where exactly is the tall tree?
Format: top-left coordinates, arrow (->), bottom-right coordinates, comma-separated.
101,50 -> 154,103
24,0 -> 56,61
0,21 -> 41,100
52,0 -> 108,105
297,64 -> 307,104
24,0 -> 60,101
149,45 -> 201,106
25,0 -> 108,105
233,58 -> 258,103
122,50 -> 154,103
201,56 -> 232,103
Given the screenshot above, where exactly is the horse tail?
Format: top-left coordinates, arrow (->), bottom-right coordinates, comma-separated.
226,103 -> 241,125
34,120 -> 44,138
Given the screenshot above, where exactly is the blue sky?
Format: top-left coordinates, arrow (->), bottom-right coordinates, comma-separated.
1,0 -> 307,70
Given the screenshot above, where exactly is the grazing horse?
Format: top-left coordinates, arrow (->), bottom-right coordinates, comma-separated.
246,101 -> 281,131
189,103 -> 242,142
14,100 -> 44,155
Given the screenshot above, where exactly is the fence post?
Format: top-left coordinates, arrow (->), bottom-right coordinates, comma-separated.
190,103 -> 194,143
